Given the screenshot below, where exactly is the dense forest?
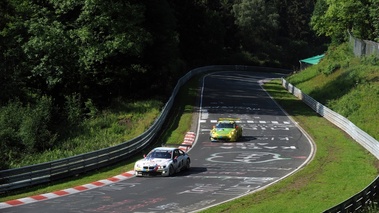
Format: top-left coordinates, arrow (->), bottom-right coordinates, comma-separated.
1,0 -> 378,170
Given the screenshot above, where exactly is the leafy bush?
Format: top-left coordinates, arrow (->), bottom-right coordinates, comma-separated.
0,96 -> 59,169
0,101 -> 25,169
361,55 -> 379,66
85,98 -> 98,118
64,93 -> 84,126
323,63 -> 341,75
19,96 -> 57,152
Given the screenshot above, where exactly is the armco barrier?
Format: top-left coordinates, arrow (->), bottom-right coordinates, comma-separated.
0,65 -> 291,193
282,78 -> 379,212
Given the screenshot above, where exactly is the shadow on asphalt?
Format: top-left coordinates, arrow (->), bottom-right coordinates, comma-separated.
175,167 -> 208,177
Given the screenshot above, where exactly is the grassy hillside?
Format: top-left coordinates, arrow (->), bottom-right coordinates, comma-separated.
287,42 -> 379,141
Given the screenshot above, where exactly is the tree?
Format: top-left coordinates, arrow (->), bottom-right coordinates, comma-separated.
278,0 -> 315,41
232,0 -> 280,50
168,0 -> 226,66
66,0 -> 151,102
369,0 -> 379,42
311,0 -> 373,42
140,0 -> 182,95
1,0 -> 154,104
0,0 -> 31,104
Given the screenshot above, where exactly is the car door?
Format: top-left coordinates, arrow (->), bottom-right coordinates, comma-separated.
178,149 -> 187,170
172,149 -> 180,170
173,149 -> 184,170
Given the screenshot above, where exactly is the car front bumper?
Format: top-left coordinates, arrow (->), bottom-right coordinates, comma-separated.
210,135 -> 232,141
135,167 -> 170,176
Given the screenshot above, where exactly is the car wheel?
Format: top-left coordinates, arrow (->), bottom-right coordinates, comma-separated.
185,159 -> 191,170
168,165 -> 175,176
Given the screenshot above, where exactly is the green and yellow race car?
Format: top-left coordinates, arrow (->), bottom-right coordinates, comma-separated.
210,118 -> 242,142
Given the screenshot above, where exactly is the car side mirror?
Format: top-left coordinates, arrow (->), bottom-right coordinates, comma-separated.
143,154 -> 146,158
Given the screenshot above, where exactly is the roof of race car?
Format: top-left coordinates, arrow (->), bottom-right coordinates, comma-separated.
152,147 -> 177,151
218,120 -> 235,123
217,118 -> 239,123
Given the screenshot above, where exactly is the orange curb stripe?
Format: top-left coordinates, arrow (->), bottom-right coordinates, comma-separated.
107,177 -> 119,182
74,186 -> 88,191
6,200 -> 24,205
53,190 -> 69,196
92,181 -> 105,186
30,195 -> 47,201
121,172 -> 133,177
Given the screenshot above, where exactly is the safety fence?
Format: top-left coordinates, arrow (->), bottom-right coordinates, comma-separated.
349,32 -> 379,57
0,65 -> 290,193
282,78 -> 379,213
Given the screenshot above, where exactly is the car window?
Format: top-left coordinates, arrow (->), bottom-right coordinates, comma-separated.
147,150 -> 172,159
217,123 -> 234,128
173,150 -> 180,158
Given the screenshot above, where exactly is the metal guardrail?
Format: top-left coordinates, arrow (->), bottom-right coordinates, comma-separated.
282,78 -> 379,213
0,65 -> 291,193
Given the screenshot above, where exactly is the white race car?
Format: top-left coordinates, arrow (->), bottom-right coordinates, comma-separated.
134,147 -> 191,177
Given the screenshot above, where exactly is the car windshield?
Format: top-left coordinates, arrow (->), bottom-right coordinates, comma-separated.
147,150 -> 172,159
216,123 -> 234,128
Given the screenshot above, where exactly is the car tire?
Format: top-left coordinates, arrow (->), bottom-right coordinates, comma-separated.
185,159 -> 191,170
168,165 -> 175,176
